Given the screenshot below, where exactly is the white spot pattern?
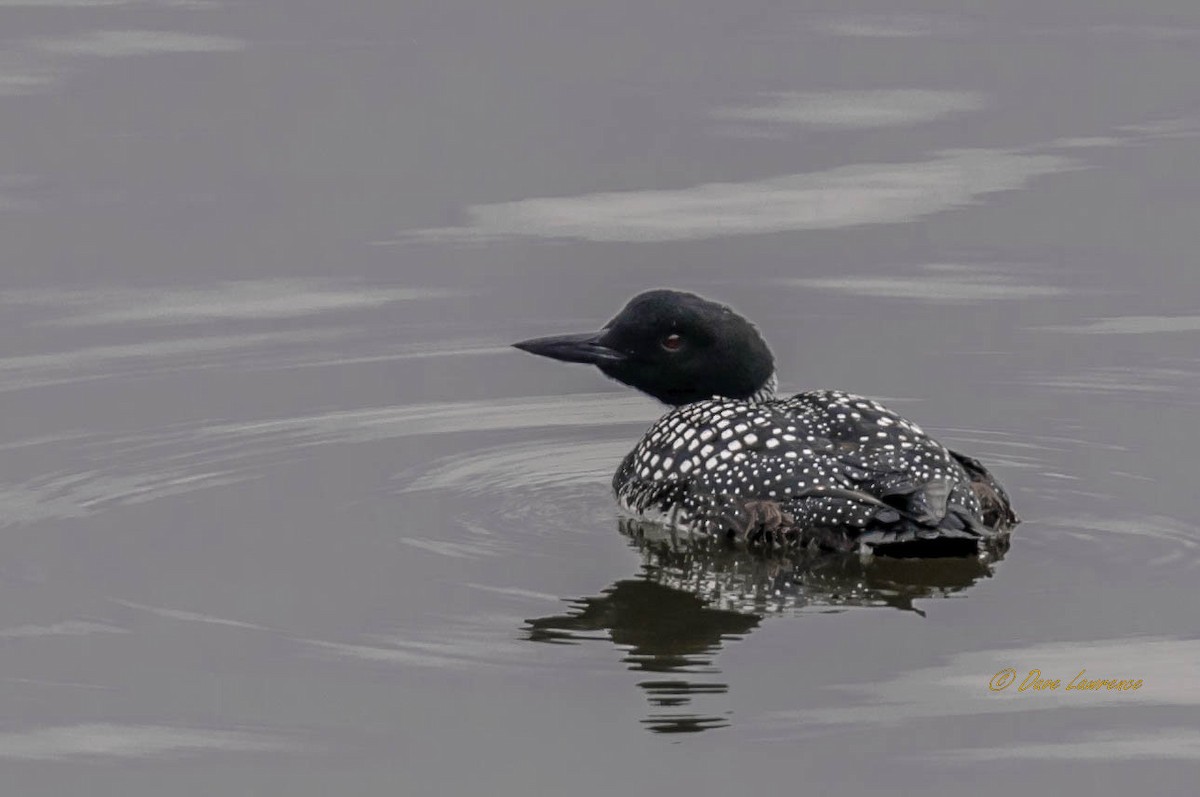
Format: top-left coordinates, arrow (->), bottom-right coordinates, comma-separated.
613,390 -> 990,548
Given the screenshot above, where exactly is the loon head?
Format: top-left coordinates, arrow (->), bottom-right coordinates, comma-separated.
514,289 -> 775,406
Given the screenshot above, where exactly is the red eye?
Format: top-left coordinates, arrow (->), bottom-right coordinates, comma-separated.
661,333 -> 683,351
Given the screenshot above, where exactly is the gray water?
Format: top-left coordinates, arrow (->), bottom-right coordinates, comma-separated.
2,2 -> 1199,794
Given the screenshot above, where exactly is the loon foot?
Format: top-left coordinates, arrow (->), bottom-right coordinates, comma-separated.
725,500 -> 796,548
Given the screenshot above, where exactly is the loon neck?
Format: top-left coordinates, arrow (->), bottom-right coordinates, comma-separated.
746,372 -> 778,404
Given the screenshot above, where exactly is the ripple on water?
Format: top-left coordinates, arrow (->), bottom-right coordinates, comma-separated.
401,439 -> 627,495
104,595 -> 549,674
396,437 -> 637,553
0,279 -> 461,395
0,395 -> 657,527
295,613 -> 539,671
1038,515 -> 1200,570
1030,366 -> 1200,405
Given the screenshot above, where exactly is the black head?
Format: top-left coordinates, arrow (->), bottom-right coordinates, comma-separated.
513,289 -> 775,405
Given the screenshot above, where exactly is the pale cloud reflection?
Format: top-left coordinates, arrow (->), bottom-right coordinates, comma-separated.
757,637 -> 1200,731
0,58 -> 55,96
0,1 -> 211,6
30,30 -> 243,57
0,23 -> 239,100
1048,136 -> 1128,149
1115,118 -> 1200,140
0,620 -> 129,638
4,280 -> 449,326
713,90 -> 987,131
0,0 -> 128,5
1042,316 -> 1200,334
810,14 -> 967,39
934,729 -> 1200,762
412,149 -> 1077,243
0,724 -> 294,760
784,264 -> 1066,302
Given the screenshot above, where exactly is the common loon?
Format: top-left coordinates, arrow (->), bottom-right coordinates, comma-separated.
514,289 -> 1017,556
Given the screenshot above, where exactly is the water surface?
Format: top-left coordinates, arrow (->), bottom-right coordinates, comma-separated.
2,1 -> 1198,794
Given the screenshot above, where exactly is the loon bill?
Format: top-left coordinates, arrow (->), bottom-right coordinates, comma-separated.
514,289 -> 1018,557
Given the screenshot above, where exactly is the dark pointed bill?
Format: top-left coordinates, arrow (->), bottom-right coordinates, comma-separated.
513,331 -> 627,365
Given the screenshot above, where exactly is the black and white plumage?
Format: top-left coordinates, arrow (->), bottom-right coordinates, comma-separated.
515,289 -> 1017,556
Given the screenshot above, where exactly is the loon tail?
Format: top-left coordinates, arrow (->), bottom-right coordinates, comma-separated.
852,476 -> 995,557
857,450 -> 1018,556
948,449 -> 1020,530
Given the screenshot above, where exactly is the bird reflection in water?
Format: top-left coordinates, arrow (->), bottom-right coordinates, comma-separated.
525,519 -> 1007,734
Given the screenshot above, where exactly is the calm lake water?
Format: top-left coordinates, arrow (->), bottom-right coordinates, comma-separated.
2,1 -> 1199,794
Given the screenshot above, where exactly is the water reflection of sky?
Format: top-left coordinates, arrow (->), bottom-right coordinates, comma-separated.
412,149 -> 1081,243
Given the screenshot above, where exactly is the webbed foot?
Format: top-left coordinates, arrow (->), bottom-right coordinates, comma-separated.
724,500 -> 796,548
